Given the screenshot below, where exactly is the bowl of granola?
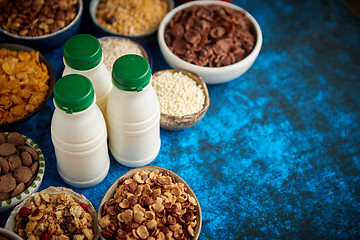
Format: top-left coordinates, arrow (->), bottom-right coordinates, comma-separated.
0,132 -> 45,213
98,166 -> 202,239
0,0 -> 83,51
90,0 -> 174,42
5,186 -> 100,240
0,43 -> 55,129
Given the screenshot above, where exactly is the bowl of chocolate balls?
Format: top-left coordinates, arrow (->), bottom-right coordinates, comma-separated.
0,132 -> 45,213
158,0 -> 263,84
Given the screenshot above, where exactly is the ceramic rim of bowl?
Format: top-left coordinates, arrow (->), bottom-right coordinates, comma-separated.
158,0 -> 263,73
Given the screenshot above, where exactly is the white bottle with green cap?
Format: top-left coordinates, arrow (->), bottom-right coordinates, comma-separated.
51,74 -> 109,188
107,54 -> 161,167
62,33 -> 112,120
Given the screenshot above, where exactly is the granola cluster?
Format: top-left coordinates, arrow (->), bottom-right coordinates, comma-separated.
99,169 -> 198,240
15,191 -> 95,240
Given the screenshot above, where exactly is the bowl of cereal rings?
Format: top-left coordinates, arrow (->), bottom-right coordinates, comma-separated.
158,0 -> 263,84
152,69 -> 210,130
90,0 -> 175,42
98,166 -> 202,239
0,0 -> 83,51
0,132 -> 45,213
0,43 -> 55,129
5,186 -> 100,240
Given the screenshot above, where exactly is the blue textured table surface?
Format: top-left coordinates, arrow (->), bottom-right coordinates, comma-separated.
1,0 -> 360,239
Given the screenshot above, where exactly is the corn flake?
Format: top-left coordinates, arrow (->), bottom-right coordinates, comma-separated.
0,48 -> 50,124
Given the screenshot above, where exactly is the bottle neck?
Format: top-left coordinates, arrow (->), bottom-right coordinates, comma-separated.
63,54 -> 104,72
113,78 -> 153,93
54,95 -> 97,115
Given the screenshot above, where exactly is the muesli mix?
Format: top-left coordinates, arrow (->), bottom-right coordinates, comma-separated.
14,189 -> 97,240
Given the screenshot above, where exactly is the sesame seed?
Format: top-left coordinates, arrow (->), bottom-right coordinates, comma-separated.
152,71 -> 205,117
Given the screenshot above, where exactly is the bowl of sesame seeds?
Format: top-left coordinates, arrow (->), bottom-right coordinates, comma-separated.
152,70 -> 210,130
90,0 -> 174,42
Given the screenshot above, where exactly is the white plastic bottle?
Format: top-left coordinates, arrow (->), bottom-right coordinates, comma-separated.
62,34 -> 112,119
51,74 -> 109,188
107,54 -> 161,167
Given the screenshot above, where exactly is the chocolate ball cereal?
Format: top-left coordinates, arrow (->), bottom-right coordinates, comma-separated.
99,169 -> 198,240
0,132 -> 39,202
165,4 -> 256,67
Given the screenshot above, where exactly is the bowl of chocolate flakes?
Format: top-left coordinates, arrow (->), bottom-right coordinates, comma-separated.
0,0 -> 83,51
158,0 -> 263,84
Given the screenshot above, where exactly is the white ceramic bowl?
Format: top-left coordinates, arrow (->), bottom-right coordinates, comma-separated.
0,228 -> 22,240
98,166 -> 202,239
158,0 -> 263,84
0,133 -> 45,213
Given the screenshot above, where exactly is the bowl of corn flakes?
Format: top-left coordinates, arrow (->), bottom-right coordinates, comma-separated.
0,43 -> 55,129
98,166 -> 202,239
89,0 -> 175,42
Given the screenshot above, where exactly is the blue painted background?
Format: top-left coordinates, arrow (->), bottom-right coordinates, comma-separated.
1,0 -> 360,239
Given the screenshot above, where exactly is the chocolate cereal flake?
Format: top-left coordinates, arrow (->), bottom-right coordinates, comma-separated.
165,4 -> 256,67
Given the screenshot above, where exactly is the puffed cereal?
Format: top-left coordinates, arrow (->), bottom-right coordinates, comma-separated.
99,169 -> 199,240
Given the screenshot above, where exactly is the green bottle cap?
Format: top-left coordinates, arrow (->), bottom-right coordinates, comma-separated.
54,74 -> 94,114
112,54 -> 151,92
63,34 -> 102,70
